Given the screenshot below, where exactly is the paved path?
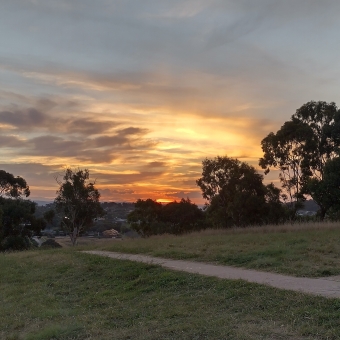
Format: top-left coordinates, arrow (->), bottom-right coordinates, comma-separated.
83,250 -> 340,299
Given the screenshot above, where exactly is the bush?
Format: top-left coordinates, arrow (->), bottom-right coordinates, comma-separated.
41,239 -> 62,249
1,235 -> 32,251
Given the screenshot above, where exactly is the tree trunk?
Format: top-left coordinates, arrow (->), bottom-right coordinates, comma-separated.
70,227 -> 78,246
319,207 -> 326,221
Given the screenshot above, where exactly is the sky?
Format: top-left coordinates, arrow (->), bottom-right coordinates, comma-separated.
1,0 -> 340,204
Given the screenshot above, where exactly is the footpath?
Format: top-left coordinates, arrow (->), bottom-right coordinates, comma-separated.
83,250 -> 340,299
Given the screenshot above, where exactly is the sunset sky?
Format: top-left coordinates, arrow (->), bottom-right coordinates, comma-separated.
1,0 -> 340,204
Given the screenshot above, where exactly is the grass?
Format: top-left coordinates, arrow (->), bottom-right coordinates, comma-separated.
2,249 -> 340,339
62,221 -> 340,278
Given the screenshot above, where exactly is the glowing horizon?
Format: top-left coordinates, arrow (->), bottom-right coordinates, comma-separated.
1,1 -> 340,204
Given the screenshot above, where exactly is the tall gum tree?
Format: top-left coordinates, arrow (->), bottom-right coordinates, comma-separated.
260,101 -> 340,219
55,168 -> 104,245
0,170 -> 30,198
196,156 -> 271,227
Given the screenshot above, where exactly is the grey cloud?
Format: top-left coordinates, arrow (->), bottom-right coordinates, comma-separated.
100,188 -> 135,195
0,108 -> 47,129
93,171 -> 165,185
119,127 -> 147,136
0,135 -> 25,148
24,135 -> 116,163
2,54 -> 307,124
0,106 -> 118,135
0,162 -> 60,188
36,98 -> 58,111
76,150 -> 117,164
91,128 -> 149,148
145,161 -> 167,168
92,136 -> 130,148
0,43 -> 330,125
2,0 -> 340,81
7,124 -> 153,163
204,6 -> 271,49
65,119 -> 118,136
60,117 -> 116,136
29,135 -> 82,155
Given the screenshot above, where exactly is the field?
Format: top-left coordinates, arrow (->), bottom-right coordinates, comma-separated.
65,221 -> 340,278
2,248 -> 340,340
3,222 -> 340,339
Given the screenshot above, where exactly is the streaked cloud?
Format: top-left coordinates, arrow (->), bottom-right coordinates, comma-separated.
1,1 -> 340,203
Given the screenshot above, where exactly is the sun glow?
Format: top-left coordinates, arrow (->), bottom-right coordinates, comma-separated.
156,198 -> 173,203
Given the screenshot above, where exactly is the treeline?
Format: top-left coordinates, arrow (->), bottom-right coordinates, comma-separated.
2,100 -> 340,242
127,159 -> 287,237
128,198 -> 205,237
128,101 -> 340,236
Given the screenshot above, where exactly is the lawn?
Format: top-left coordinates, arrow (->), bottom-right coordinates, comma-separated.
66,221 -> 340,278
2,248 -> 340,339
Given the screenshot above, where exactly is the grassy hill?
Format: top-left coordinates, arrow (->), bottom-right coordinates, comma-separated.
69,221 -> 340,278
2,248 -> 340,339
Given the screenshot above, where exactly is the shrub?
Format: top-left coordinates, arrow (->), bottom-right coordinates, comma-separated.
40,239 -> 62,249
1,235 -> 32,251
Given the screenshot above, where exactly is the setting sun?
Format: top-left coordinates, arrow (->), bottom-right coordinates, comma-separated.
156,198 -> 174,204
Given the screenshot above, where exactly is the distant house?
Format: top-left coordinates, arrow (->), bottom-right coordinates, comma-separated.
102,229 -> 121,238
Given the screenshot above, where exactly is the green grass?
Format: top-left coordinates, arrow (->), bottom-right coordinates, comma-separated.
2,249 -> 340,339
68,221 -> 340,277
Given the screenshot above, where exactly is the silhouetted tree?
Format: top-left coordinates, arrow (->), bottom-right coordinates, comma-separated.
55,168 -> 104,245
260,101 -> 340,219
204,195 -> 232,228
160,198 -> 205,234
127,199 -> 162,237
43,209 -> 55,225
263,183 -> 287,224
128,198 -> 206,236
197,156 -> 273,227
0,198 -> 46,251
0,170 -> 30,198
306,157 -> 340,219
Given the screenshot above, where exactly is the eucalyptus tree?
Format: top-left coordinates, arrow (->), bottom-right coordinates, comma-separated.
260,101 -> 340,219
307,157 -> 340,219
196,156 -> 272,227
160,198 -> 205,234
127,199 -> 162,237
55,168 -> 104,245
0,170 -> 30,198
0,170 -> 47,251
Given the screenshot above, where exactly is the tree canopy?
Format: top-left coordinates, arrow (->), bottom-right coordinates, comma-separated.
0,197 -> 48,251
127,199 -> 162,237
306,157 -> 340,219
196,156 -> 265,203
259,101 -> 340,218
55,168 -> 104,245
0,170 -> 30,198
127,198 -> 205,236
160,198 -> 205,234
0,170 -> 47,251
196,156 -> 283,227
